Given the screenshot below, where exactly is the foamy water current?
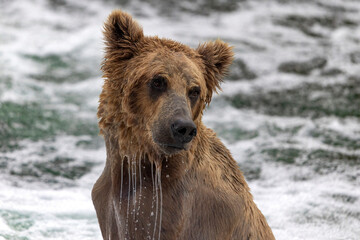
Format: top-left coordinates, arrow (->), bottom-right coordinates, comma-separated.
0,0 -> 359,239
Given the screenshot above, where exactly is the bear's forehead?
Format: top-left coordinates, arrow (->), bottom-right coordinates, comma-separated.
148,51 -> 203,84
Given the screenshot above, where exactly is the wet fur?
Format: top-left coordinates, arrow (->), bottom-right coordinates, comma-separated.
92,10 -> 275,240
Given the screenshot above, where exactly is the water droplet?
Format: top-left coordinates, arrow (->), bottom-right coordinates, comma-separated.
150,211 -> 154,216
166,174 -> 170,178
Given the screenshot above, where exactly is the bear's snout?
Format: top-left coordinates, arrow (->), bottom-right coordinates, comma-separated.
171,118 -> 197,145
151,94 -> 198,154
152,112 -> 197,154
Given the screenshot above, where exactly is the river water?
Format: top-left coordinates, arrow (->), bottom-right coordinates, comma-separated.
0,0 -> 359,239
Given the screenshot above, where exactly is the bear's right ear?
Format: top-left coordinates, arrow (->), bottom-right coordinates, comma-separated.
196,40 -> 233,105
103,10 -> 144,60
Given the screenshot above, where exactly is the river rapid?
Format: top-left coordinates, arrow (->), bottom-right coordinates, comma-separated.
0,0 -> 359,239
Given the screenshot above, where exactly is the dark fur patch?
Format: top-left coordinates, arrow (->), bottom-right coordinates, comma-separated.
148,75 -> 168,101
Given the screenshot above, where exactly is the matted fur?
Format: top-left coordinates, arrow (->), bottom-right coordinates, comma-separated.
92,10 -> 275,240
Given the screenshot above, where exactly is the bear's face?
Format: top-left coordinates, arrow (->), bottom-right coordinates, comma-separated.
99,10 -> 233,155
125,50 -> 206,154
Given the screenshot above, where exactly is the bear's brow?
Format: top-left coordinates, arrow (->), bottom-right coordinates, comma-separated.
150,51 -> 200,86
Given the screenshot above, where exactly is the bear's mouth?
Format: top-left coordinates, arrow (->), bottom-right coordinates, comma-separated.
155,142 -> 189,155
165,144 -> 186,151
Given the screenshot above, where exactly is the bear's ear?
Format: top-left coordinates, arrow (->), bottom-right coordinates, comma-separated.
196,40 -> 234,104
103,10 -> 144,60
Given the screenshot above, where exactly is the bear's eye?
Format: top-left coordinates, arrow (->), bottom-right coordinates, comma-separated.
148,75 -> 167,100
189,87 -> 200,101
150,75 -> 167,91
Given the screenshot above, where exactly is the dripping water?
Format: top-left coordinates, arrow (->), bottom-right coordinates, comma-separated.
132,154 -> 137,227
113,199 -> 122,239
114,154 -> 164,239
146,160 -> 155,239
137,155 -> 143,221
125,156 -> 131,238
152,161 -> 159,240
157,161 -> 163,240
113,158 -> 125,239
120,158 -> 124,207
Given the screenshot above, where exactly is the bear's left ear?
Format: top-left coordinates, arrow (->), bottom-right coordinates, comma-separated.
196,40 -> 234,104
103,10 -> 144,60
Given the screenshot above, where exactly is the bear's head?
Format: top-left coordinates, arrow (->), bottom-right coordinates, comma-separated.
98,10 -> 233,156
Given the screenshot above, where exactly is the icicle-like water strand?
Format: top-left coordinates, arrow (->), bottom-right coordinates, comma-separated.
156,163 -> 163,240
113,158 -> 125,239
152,161 -> 159,240
125,156 -> 131,238
132,154 -> 137,227
113,198 -> 122,239
146,160 -> 155,239
151,160 -> 163,240
137,155 -> 143,228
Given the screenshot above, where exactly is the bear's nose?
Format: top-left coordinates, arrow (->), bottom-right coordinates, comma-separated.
171,119 -> 197,144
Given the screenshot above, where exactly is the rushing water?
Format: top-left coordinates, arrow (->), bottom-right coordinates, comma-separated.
0,0 -> 360,239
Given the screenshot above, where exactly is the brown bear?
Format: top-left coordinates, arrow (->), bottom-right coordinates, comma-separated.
92,10 -> 275,240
